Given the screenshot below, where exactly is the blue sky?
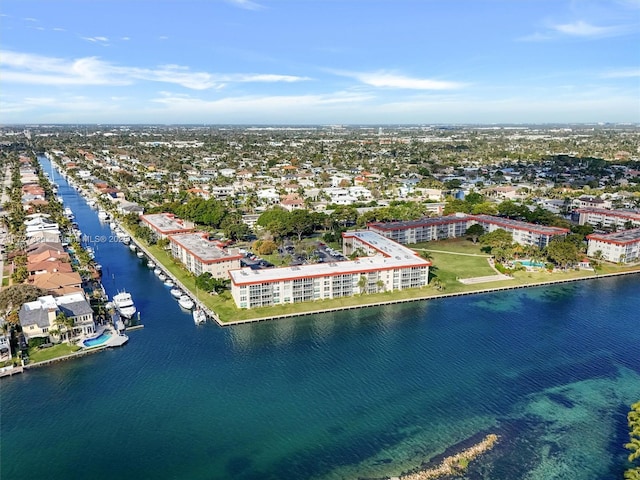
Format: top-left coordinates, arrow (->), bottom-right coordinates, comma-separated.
1,0 -> 639,124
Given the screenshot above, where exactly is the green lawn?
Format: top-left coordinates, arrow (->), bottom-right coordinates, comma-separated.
28,343 -> 82,363
124,230 -> 639,325
413,237 -> 489,255
428,250 -> 496,283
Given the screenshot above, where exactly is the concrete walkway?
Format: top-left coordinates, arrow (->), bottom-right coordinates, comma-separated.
458,274 -> 513,285
419,248 -> 491,257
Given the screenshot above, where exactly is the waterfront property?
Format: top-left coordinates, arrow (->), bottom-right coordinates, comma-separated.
586,228 -> 640,264
168,232 -> 243,278
139,212 -> 194,239
368,214 -> 469,244
18,292 -> 95,342
229,230 -> 430,309
576,207 -> 640,231
471,214 -> 570,248
369,213 -> 569,248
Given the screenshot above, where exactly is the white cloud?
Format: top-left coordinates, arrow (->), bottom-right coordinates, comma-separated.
224,73 -> 311,83
225,0 -> 264,11
0,50 -> 311,90
335,70 -> 465,90
601,68 -> 640,78
82,36 -> 110,46
552,20 -> 622,37
150,91 -> 373,117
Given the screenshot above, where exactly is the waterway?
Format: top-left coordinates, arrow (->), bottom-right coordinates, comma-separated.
1,155 -> 639,479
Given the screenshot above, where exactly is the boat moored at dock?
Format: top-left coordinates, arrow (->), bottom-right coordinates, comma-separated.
113,291 -> 137,319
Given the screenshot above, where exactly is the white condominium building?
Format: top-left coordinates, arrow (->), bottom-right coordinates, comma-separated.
586,228 -> 640,264
169,232 -> 243,279
576,208 -> 640,231
229,231 -> 430,309
370,213 -> 569,249
139,212 -> 194,239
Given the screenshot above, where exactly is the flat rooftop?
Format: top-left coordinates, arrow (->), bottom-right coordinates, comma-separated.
140,213 -> 192,234
577,208 -> 640,221
472,214 -> 570,235
170,233 -> 240,263
369,215 -> 468,231
343,230 -> 426,260
230,231 -> 429,286
588,228 -> 640,244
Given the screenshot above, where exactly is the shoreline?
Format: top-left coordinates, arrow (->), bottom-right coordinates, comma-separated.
213,268 -> 640,326
103,214 -> 640,327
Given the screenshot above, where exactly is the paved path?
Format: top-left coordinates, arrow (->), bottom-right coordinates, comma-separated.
458,274 -> 513,285
418,248 -> 490,257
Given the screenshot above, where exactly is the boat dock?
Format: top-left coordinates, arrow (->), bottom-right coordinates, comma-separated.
0,365 -> 24,378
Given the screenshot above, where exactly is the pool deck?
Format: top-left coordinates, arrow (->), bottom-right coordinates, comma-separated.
81,326 -> 129,350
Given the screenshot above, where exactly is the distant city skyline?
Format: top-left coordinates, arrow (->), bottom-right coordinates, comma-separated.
1,0 -> 639,125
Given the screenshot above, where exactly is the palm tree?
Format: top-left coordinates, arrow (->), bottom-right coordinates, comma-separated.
357,275 -> 367,295
54,311 -> 70,343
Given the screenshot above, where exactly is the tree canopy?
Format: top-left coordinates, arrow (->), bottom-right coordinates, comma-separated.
0,285 -> 47,316
545,237 -> 581,268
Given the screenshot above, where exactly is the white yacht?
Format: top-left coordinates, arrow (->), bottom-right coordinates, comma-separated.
193,308 -> 207,325
98,210 -> 109,221
163,279 -> 174,287
178,295 -> 194,310
153,267 -> 162,276
170,287 -> 183,299
136,251 -> 144,258
113,291 -> 137,319
64,207 -> 74,219
147,260 -> 156,269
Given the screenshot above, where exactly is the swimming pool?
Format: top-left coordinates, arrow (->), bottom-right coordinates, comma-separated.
516,259 -> 545,267
83,331 -> 112,348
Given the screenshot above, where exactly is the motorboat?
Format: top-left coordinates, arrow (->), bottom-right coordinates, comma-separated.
98,210 -> 109,221
193,308 -> 207,325
153,267 -> 162,276
64,207 -> 74,219
163,279 -> 174,287
147,260 -> 156,269
129,243 -> 136,252
113,291 -> 136,319
178,295 -> 194,310
170,287 -> 183,299
158,273 -> 167,281
109,222 -> 117,230
136,251 -> 144,258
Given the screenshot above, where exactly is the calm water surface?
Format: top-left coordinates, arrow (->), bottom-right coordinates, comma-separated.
1,156 -> 638,480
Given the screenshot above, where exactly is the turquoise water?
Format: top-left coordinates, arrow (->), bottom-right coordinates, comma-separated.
1,157 -> 638,479
517,259 -> 546,267
82,331 -> 112,348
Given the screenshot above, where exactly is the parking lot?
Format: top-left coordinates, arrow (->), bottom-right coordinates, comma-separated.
241,242 -> 347,270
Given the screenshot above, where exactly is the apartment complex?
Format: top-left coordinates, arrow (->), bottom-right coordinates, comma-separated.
368,215 -> 469,244
139,213 -> 194,239
586,228 -> 640,264
470,215 -> 569,249
229,231 -> 430,309
576,208 -> 640,231
369,213 -> 569,248
168,232 -> 242,278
